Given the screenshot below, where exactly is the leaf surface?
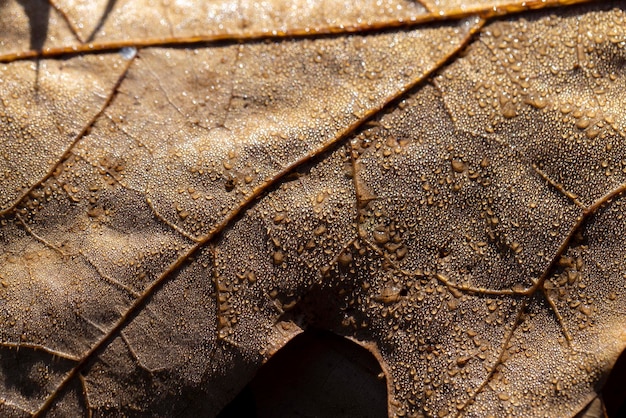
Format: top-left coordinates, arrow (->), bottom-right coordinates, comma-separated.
0,0 -> 625,417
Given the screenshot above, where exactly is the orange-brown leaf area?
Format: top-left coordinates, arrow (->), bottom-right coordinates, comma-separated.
1,0 -> 625,417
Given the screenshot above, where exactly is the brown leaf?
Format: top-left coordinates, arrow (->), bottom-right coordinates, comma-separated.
0,0 -> 625,417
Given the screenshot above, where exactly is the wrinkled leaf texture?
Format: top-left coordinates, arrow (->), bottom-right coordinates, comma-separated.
1,0 -> 625,416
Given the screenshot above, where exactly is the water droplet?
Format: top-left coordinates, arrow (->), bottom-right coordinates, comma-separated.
451,159 -> 466,173
338,250 -> 352,267
119,47 -> 137,60
373,228 -> 389,244
272,250 -> 285,266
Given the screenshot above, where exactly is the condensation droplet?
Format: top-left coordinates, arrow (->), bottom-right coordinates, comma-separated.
119,47 -> 137,60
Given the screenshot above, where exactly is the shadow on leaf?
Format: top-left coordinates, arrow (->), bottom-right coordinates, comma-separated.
218,329 -> 387,418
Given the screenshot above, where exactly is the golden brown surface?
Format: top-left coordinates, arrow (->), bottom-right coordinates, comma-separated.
1,0 -> 625,417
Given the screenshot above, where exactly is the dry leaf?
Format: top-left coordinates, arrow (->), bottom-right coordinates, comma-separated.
1,0 -> 625,416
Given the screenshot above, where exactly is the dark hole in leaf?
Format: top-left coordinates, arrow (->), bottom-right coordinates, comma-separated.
218,329 -> 387,418
603,347 -> 626,418
217,386 -> 257,418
